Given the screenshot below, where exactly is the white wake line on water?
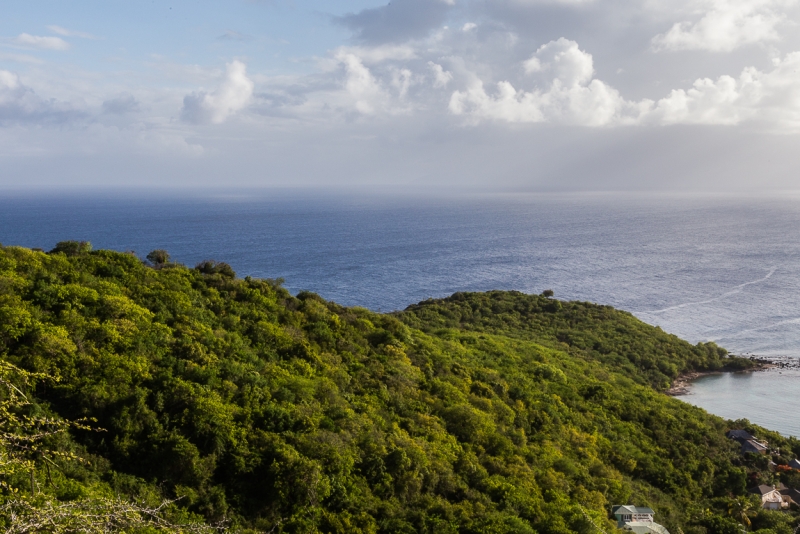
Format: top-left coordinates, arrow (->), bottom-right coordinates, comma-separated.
639,267 -> 777,315
708,316 -> 800,342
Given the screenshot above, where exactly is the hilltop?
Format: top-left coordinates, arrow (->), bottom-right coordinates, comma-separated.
0,242 -> 798,533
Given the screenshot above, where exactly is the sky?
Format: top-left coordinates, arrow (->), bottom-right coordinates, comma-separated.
3,0 -> 800,191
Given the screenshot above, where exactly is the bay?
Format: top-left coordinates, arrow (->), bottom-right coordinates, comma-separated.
679,368 -> 800,438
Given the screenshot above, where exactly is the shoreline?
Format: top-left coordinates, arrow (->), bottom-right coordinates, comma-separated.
667,357 -> 780,396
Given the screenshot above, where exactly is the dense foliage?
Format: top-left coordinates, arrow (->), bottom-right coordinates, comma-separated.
0,242 -> 797,533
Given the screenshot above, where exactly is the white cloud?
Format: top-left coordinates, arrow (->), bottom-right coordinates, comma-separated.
523,57 -> 543,74
47,25 -> 95,39
0,71 -> 34,107
244,31 -> 800,130
391,68 -> 414,98
449,38 -> 643,126
463,23 -> 478,31
429,62 -> 453,87
530,38 -> 595,85
11,33 -> 70,51
332,45 -> 418,65
443,34 -> 800,130
652,0 -> 795,52
181,60 -> 254,124
337,52 -> 388,114
0,70 -> 81,123
646,52 -> 800,128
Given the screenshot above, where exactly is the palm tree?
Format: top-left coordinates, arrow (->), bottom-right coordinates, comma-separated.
727,496 -> 754,528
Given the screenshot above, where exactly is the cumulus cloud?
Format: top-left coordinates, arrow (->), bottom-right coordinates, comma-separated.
445,35 -> 800,130
0,70 -> 82,123
429,62 -> 453,87
181,60 -> 254,124
334,0 -> 456,44
646,52 -> 800,128
11,33 -> 70,51
336,52 -> 390,114
652,0 -> 794,52
0,71 -> 39,115
449,38 -> 645,126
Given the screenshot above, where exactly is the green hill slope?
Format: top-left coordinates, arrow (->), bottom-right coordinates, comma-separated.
0,243 -> 797,533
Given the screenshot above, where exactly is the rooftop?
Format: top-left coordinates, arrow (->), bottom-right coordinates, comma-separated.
624,521 -> 669,534
612,505 -> 655,515
750,485 -> 779,496
727,429 -> 755,441
623,522 -> 671,534
742,440 -> 768,454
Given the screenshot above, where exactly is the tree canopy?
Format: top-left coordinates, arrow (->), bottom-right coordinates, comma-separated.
0,243 -> 796,533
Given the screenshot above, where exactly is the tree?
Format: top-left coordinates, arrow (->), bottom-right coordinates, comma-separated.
146,249 -> 171,267
727,495 -> 755,528
541,289 -> 554,298
0,361 -> 220,533
49,241 -> 92,256
195,260 -> 235,278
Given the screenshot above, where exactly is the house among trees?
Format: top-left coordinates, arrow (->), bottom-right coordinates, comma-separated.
726,429 -> 769,455
727,429 -> 754,441
750,485 -> 789,510
780,486 -> 800,506
612,506 -> 671,533
742,440 -> 769,454
788,458 -> 800,470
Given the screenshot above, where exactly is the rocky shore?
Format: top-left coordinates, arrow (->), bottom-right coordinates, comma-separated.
667,357 -> 780,396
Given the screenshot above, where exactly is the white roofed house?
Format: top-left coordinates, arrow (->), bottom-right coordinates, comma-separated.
612,505 -> 670,534
750,485 -> 789,510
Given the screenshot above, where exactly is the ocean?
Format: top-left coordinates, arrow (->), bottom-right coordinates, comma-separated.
1,190 -> 799,434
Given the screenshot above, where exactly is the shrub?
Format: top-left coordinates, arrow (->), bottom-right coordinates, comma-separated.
50,241 -> 92,256
146,249 -> 171,266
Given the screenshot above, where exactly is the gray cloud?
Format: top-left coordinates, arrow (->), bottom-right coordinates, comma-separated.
334,0 -> 456,44
0,70 -> 85,124
102,94 -> 140,115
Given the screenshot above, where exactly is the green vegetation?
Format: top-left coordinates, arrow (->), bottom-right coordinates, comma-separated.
0,242 -> 797,533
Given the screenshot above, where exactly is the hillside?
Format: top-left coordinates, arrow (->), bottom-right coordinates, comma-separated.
0,242 -> 798,533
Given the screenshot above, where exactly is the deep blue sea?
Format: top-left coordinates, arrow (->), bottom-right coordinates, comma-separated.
1,190 -> 799,434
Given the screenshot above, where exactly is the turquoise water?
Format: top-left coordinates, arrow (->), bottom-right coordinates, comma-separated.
680,368 -> 800,437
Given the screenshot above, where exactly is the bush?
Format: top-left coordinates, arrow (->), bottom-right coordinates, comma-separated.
194,260 -> 235,278
50,241 -> 92,256
146,249 -> 171,266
